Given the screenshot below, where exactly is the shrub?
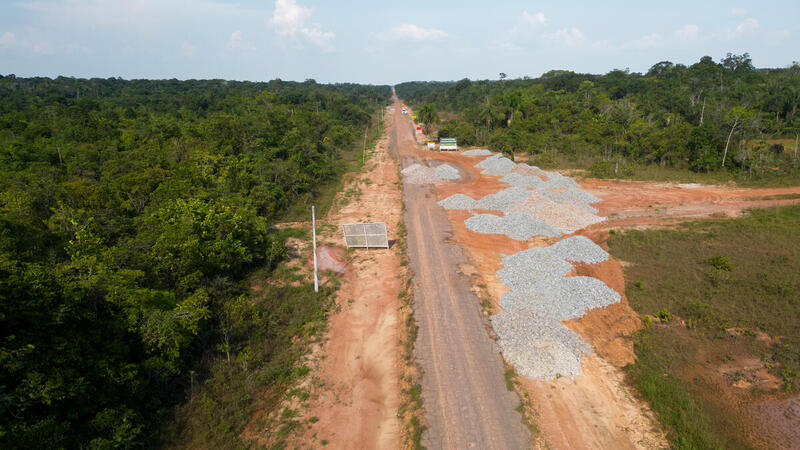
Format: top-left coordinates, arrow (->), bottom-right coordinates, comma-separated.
589,161 -> 615,178
704,256 -> 732,272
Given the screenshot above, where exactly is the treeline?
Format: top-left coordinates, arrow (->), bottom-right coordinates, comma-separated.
0,75 -> 390,447
396,54 -> 800,178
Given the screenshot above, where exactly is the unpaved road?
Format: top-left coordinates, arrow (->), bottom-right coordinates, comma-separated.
290,121 -> 405,449
393,97 -> 530,449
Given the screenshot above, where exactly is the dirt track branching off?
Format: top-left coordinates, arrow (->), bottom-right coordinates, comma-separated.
610,204 -> 800,449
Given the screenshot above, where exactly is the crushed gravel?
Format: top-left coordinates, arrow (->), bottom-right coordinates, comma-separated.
492,309 -> 591,379
402,162 -> 461,184
475,154 -> 517,176
465,212 -> 561,240
461,149 -> 493,156
434,164 -> 461,181
438,193 -> 477,209
492,236 -> 620,379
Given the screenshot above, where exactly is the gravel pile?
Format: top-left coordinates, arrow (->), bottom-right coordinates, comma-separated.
465,212 -> 561,241
434,164 -> 461,181
492,309 -> 590,379
402,163 -> 461,184
500,172 -> 547,189
474,186 -> 530,211
461,149 -> 493,156
491,236 -> 620,379
438,193 -> 478,209
511,191 -> 604,233
475,154 -> 517,176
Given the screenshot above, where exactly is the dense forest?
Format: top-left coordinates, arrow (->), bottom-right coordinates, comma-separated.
0,75 -> 391,447
397,54 -> 800,180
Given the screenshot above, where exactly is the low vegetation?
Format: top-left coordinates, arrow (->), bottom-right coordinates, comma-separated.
609,204 -> 800,448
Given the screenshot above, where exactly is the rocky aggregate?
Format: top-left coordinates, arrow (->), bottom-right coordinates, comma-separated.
475,154 -> 517,176
401,162 -> 461,184
465,212 -> 561,241
492,236 -> 620,379
461,149 -> 493,156
492,309 -> 591,379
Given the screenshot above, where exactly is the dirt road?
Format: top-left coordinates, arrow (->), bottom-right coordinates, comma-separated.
292,120 -> 405,449
393,98 -> 530,449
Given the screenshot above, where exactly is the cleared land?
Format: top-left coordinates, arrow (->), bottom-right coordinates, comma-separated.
609,205 -> 800,449
395,98 -> 531,449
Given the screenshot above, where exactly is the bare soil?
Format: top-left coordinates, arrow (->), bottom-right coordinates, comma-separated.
289,121 -> 406,449
581,178 -> 800,228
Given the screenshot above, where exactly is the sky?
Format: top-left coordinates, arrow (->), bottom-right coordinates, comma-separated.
0,0 -> 798,85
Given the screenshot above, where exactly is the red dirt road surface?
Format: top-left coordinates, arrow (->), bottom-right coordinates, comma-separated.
394,97 -> 531,449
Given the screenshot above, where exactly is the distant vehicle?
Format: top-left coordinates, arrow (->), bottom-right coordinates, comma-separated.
402,108 -> 407,114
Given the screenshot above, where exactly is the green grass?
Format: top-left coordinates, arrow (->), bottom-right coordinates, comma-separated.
745,193 -> 800,201
527,152 -> 800,187
609,204 -> 800,448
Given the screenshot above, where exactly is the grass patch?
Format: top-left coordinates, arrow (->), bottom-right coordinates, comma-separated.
529,153 -> 800,187
745,193 -> 800,201
609,204 -> 800,448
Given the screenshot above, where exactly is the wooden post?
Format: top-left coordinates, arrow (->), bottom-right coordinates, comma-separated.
312,206 -> 318,293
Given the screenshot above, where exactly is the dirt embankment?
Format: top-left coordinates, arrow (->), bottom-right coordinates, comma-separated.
286,119 -> 406,449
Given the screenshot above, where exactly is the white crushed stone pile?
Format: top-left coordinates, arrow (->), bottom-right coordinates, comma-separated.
465,212 -> 561,241
511,192 -> 604,234
498,276 -> 620,320
492,236 -> 620,379
461,149 -> 493,156
475,154 -> 517,176
438,193 -> 477,209
492,309 -> 591,379
401,162 -> 461,184
434,164 -> 461,181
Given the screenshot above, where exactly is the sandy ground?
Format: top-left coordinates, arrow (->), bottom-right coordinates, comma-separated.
290,118 -> 406,449
581,178 -> 800,228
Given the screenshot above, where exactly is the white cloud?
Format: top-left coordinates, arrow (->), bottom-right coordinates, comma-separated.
384,24 -> 447,42
675,24 -> 698,40
721,17 -> 760,41
271,0 -> 312,36
270,0 -> 334,48
228,30 -> 256,50
521,11 -> 546,27
0,31 -> 15,45
736,18 -> 759,34
545,27 -> 585,48
625,33 -> 662,49
730,8 -> 747,16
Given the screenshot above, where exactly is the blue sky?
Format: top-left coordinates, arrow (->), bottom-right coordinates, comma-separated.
0,0 -> 798,84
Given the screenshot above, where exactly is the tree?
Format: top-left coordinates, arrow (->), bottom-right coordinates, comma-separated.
417,104 -> 439,134
721,106 -> 753,168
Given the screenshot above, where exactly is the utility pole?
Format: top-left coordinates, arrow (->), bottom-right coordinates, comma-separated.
312,205 -> 318,293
